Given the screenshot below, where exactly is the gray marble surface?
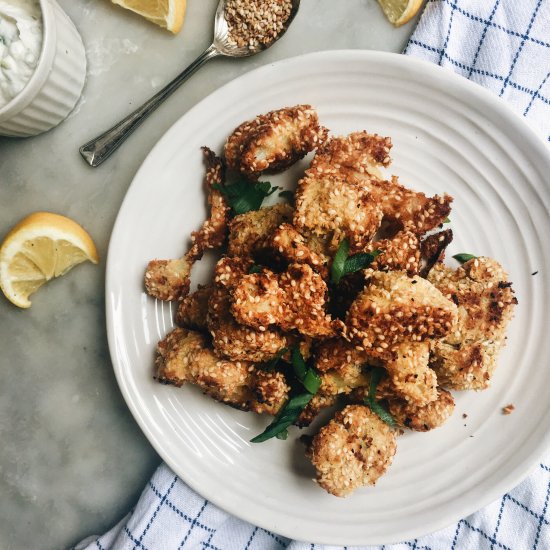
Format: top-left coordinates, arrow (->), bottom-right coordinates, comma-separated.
0,1 -> 419,548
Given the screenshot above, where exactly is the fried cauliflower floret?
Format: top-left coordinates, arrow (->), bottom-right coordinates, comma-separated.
144,148 -> 229,301
388,388 -> 455,432
307,405 -> 397,497
145,258 -> 192,302
429,341 -> 500,391
384,341 -> 437,406
369,228 -> 421,275
155,327 -> 289,413
231,263 -> 340,338
249,370 -> 290,415
227,204 -> 293,258
427,257 -> 517,390
214,255 -> 253,290
224,105 -> 328,179
294,170 -> 383,254
306,132 -> 451,236
346,270 -> 457,354
175,285 -> 213,330
207,286 -> 287,363
188,147 -> 231,259
370,176 -> 452,236
267,223 -> 328,277
309,131 -> 393,179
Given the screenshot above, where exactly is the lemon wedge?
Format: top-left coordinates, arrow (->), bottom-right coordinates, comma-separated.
0,212 -> 99,308
110,0 -> 187,34
377,0 -> 424,27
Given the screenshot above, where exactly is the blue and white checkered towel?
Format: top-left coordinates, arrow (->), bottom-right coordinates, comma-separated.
77,1 -> 550,548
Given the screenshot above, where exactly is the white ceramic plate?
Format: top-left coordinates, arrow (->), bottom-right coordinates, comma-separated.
106,51 -> 550,545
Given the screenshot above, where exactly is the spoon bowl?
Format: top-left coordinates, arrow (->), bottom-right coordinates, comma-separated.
213,0 -> 300,57
79,0 -> 301,167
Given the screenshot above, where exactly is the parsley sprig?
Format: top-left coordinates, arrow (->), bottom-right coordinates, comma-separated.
364,367 -> 396,427
330,238 -> 382,285
453,253 -> 477,264
213,179 -> 279,215
251,347 -> 321,443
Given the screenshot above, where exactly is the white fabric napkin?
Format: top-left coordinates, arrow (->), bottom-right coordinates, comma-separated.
76,1 -> 550,548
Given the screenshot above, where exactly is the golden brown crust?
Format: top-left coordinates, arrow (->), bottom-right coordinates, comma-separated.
155,327 -> 289,414
428,257 -> 517,390
214,255 -> 253,290
249,370 -> 290,415
207,286 -> 287,362
227,204 -> 294,259
175,285 -> 213,330
144,258 -> 192,302
313,338 -> 373,373
384,341 -> 437,406
230,263 -> 341,338
388,388 -> 455,432
307,405 -> 397,497
188,147 -> 231,260
294,170 -> 382,254
346,270 -> 458,354
369,228 -> 421,275
224,105 -> 328,178
267,223 -> 329,278
293,132 -> 391,254
370,177 -> 453,236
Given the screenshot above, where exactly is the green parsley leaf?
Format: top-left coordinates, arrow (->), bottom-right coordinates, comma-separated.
275,429 -> 289,440
331,238 -> 382,284
291,346 -> 308,380
343,250 -> 382,275
453,253 -> 477,264
250,393 -> 314,443
278,190 -> 294,201
330,238 -> 350,284
212,179 -> 279,215
302,369 -> 322,394
364,367 -> 396,427
248,264 -> 262,274
368,366 -> 385,399
443,217 -> 451,223
291,346 -> 322,393
369,401 -> 397,427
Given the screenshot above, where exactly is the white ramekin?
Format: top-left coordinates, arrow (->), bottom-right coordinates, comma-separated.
0,0 -> 87,137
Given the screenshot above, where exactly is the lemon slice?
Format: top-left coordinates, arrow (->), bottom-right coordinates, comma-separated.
377,0 -> 424,27
0,212 -> 99,308
110,0 -> 187,33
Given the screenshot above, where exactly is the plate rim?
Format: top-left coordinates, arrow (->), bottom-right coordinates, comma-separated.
105,49 -> 550,545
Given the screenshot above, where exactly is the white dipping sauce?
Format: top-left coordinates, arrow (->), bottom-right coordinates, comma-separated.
0,0 -> 42,109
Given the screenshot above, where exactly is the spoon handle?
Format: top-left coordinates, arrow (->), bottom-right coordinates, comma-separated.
79,44 -> 221,168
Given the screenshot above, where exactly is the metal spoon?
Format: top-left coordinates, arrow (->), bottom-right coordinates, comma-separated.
79,0 -> 300,168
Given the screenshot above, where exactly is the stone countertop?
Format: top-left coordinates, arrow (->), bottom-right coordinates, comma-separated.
0,1 -> 419,548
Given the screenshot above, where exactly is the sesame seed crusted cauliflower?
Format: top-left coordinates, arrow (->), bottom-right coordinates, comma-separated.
427,256 -> 517,390
146,105 -> 516,497
307,405 -> 397,497
224,104 -> 328,179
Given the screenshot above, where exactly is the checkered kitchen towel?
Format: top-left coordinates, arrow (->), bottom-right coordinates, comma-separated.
76,1 -> 550,549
